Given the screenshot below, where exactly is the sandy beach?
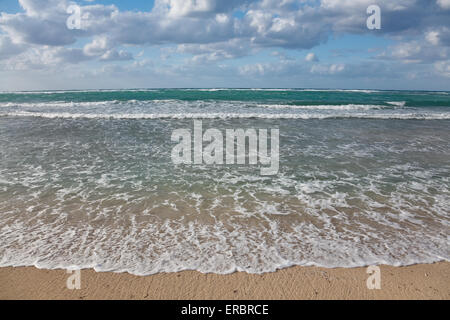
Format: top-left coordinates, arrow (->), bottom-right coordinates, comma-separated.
1,262 -> 448,300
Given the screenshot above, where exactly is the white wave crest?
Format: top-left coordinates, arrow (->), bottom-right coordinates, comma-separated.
386,101 -> 406,107
258,104 -> 387,110
2,111 -> 450,120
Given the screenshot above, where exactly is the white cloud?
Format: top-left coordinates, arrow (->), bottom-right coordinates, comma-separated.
437,0 -> 450,10
378,40 -> 449,64
0,0 -> 450,89
238,63 -> 267,76
83,37 -> 112,57
426,31 -> 440,45
305,52 -> 318,62
434,60 -> 450,77
177,39 -> 252,64
0,35 -> 26,60
156,0 -> 216,17
100,49 -> 133,61
18,0 -> 68,17
2,0 -> 450,56
310,63 -> 345,75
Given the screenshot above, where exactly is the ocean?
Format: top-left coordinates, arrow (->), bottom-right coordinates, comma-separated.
0,88 -> 449,274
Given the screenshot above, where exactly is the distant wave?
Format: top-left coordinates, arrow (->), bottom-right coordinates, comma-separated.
178,88 -> 382,93
0,89 -> 160,95
386,101 -> 406,107
3,111 -> 450,120
1,88 -> 449,95
0,101 -> 392,111
257,104 -> 389,110
0,88 -> 383,94
0,100 -> 120,108
0,99 -> 182,108
296,89 -> 381,93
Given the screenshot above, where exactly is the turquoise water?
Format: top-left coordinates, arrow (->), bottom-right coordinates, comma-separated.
0,89 -> 449,274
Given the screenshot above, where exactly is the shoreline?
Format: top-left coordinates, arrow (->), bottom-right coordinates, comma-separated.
1,262 -> 448,300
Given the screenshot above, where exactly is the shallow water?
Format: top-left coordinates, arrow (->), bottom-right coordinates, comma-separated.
0,89 -> 449,274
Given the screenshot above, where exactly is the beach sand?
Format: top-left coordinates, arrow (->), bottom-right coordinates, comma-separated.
0,262 -> 448,300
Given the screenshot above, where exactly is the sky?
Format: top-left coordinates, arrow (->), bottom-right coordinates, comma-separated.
0,0 -> 449,91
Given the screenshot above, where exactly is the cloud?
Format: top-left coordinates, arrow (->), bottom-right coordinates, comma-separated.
153,0 -> 255,17
426,31 -> 440,46
0,35 -> 26,60
305,52 -> 318,62
0,0 -> 450,89
377,41 -> 449,64
271,50 -> 295,61
425,27 -> 450,47
83,36 -> 114,56
434,60 -> 450,77
238,59 -> 347,78
2,0 -> 450,54
0,12 -> 76,46
18,0 -> 68,17
100,49 -> 133,61
437,0 -> 450,9
177,39 -> 252,64
310,63 -> 345,75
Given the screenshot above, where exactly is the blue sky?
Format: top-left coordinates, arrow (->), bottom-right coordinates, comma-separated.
0,0 -> 450,90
